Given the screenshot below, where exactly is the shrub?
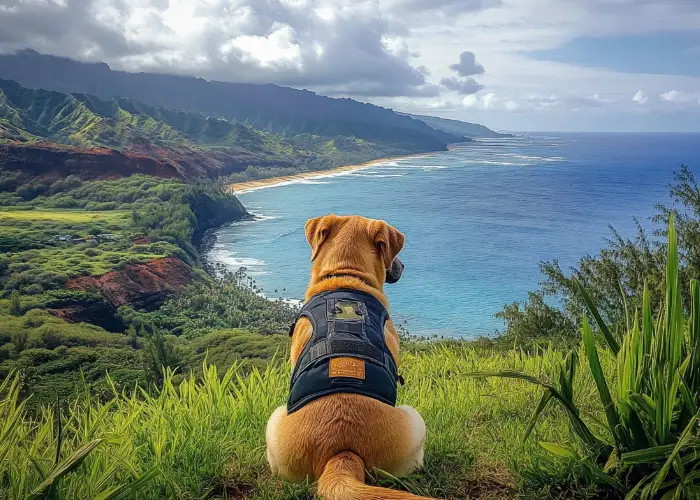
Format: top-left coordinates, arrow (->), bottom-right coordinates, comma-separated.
9,291 -> 21,316
474,216 -> 700,498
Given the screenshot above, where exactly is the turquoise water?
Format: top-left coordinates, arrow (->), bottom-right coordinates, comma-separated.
210,133 -> 700,338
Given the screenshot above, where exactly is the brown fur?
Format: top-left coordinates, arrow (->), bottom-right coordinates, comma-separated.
266,215 -> 435,500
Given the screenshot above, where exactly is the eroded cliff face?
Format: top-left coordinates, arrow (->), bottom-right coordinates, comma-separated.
66,257 -> 199,310
48,257 -> 201,329
0,142 -> 183,180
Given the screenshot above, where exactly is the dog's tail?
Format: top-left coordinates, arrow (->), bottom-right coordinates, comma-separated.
317,451 -> 436,500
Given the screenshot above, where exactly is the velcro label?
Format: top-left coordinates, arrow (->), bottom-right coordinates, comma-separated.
329,357 -> 365,379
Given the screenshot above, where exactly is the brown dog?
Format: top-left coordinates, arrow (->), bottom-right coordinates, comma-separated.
266,214 -> 432,500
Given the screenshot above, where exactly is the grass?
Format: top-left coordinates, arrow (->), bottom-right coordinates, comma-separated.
470,217 -> 700,498
0,344 -> 611,499
0,209 -> 129,223
0,206 -> 177,293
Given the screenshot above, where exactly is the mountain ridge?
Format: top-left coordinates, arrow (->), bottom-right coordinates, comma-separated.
404,112 -> 511,139
0,51 -> 463,153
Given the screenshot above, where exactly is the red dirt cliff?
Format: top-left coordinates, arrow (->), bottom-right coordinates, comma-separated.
66,256 -> 200,311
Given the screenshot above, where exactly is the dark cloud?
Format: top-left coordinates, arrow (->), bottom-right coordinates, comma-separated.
0,0 -> 145,59
449,51 -> 485,77
440,76 -> 483,95
0,0 -> 445,98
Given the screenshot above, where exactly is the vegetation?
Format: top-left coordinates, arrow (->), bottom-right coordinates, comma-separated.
496,166 -> 700,351
0,170 -> 292,408
1,78 -> 438,182
0,51 -> 463,155
2,345 -> 612,500
475,217 -> 700,498
2,121 -> 700,498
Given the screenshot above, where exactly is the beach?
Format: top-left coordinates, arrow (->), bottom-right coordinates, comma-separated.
225,153 -> 436,194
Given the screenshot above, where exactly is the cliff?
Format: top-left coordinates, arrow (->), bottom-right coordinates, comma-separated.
66,257 -> 199,311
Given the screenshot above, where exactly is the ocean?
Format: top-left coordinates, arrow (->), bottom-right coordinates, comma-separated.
208,133 -> 700,338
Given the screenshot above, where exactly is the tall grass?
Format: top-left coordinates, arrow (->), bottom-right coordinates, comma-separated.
1,346 -> 607,499
471,216 -> 700,499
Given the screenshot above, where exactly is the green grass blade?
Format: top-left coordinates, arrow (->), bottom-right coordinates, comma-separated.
27,439 -> 103,500
648,410 -> 700,496
582,314 -> 624,448
540,442 -> 577,458
90,467 -> 159,500
523,390 -> 553,443
575,278 -> 621,355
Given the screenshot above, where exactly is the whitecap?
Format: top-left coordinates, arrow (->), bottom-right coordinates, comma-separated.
480,160 -> 531,166
351,173 -> 406,178
217,256 -> 267,267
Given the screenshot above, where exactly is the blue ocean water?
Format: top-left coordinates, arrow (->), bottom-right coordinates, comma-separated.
210,133 -> 700,338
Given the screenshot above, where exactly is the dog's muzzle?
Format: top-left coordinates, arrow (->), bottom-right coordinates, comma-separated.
385,257 -> 404,284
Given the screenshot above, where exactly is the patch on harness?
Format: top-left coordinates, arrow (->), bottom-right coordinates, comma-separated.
329,357 -> 365,379
330,300 -> 364,320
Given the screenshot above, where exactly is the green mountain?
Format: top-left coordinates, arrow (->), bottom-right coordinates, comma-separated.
0,79 -> 418,179
405,113 -> 511,139
0,50 -> 463,153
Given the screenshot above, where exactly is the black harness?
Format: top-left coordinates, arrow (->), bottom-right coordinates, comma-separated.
287,288 -> 400,414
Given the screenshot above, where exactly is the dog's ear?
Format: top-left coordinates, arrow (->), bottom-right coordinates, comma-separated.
371,220 -> 405,270
305,215 -> 336,261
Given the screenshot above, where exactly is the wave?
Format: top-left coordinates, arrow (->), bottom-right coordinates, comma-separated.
480,160 -> 532,166
215,255 -> 267,267
295,179 -> 330,185
351,173 -> 406,178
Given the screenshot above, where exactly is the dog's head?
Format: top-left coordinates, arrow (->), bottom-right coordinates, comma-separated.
305,214 -> 404,287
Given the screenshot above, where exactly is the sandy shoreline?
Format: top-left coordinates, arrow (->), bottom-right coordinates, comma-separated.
225,152 -> 436,194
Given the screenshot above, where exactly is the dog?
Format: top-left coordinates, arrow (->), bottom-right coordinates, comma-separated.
266,214 -> 432,500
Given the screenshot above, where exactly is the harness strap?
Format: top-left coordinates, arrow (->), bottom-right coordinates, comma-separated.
292,337 -> 396,384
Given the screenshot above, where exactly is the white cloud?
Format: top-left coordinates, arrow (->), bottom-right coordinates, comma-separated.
462,94 -> 479,109
3,0 -> 700,129
632,90 -> 648,104
588,93 -> 615,105
458,92 -> 519,111
223,23 -> 302,70
660,90 -> 700,103
482,92 -> 499,109
504,100 -> 519,111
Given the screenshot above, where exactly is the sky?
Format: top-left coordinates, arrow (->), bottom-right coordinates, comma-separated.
1,0 -> 699,132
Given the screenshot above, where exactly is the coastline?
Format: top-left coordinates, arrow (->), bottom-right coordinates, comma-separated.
225,151 -> 438,195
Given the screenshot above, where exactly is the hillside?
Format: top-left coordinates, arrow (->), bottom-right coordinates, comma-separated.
406,113 -> 511,139
0,50 -> 463,153
0,78 -> 322,179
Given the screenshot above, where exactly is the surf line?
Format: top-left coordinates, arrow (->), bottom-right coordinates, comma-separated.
225,150 -> 449,195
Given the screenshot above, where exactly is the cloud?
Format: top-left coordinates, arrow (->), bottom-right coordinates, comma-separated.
222,23 -> 302,70
587,93 -> 615,105
482,92 -> 498,109
460,92 -> 519,111
0,0 -> 440,98
632,90 -> 649,104
660,90 -> 700,103
2,0 -> 700,130
440,76 -> 483,95
449,51 -> 485,77
462,94 -> 479,109
382,0 -> 501,16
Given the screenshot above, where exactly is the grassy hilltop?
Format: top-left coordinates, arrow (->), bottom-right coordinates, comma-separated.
2,167 -> 700,499
2,67 -> 700,498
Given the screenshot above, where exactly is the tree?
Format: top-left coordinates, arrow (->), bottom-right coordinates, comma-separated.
11,330 -> 28,353
142,329 -> 180,387
9,291 -> 21,316
127,325 -> 138,348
